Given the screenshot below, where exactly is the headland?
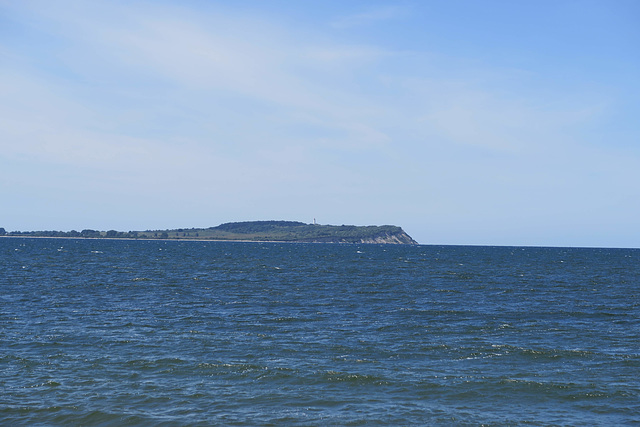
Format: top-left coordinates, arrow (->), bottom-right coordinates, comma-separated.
0,221 -> 418,244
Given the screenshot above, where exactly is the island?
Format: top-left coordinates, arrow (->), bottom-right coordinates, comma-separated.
0,221 -> 418,244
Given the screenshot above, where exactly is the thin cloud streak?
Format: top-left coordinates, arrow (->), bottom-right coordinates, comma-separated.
330,5 -> 409,28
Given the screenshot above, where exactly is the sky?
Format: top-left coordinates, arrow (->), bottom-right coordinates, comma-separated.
1,0 -> 639,247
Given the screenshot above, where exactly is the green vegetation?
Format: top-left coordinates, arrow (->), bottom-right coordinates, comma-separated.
1,221 -> 418,244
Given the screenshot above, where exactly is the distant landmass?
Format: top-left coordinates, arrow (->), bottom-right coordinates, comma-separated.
0,221 -> 418,244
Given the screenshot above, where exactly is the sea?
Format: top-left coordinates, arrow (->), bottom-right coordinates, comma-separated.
1,237 -> 639,426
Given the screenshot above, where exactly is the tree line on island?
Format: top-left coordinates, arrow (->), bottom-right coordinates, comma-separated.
0,221 -> 418,244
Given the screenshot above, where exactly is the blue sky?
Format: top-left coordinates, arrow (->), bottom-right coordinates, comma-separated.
1,0 -> 639,247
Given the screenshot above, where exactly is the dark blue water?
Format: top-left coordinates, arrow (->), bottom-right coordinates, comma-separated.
1,238 -> 639,425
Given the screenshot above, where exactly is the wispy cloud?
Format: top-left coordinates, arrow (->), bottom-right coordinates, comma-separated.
1,1 -> 407,169
0,1 -> 619,165
330,5 -> 409,28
